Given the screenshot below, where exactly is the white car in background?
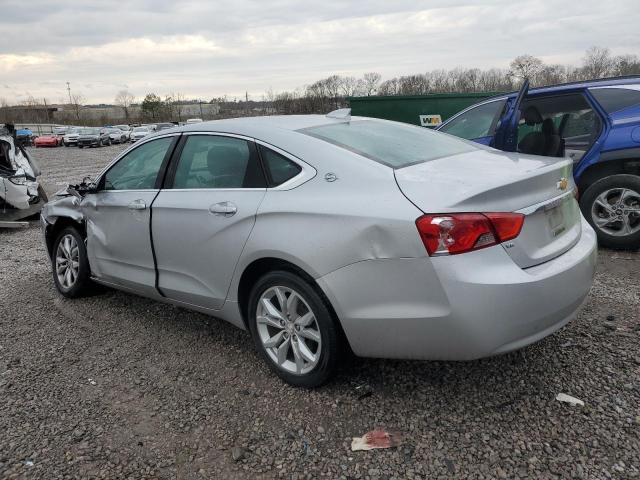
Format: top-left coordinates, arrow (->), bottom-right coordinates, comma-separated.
130,126 -> 151,142
106,128 -> 127,144
115,125 -> 132,141
63,128 -> 80,147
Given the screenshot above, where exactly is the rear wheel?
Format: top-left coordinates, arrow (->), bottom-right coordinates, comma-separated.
51,227 -> 93,298
247,271 -> 340,388
581,174 -> 640,250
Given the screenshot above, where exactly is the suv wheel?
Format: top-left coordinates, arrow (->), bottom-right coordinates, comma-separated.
581,174 -> 640,249
247,271 -> 340,387
52,227 -> 93,298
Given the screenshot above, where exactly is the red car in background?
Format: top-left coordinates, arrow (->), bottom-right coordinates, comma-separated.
34,133 -> 63,147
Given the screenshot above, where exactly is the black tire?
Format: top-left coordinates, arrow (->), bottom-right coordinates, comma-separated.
51,226 -> 93,298
106,138 -> 111,146
247,270 -> 340,388
64,142 -> 69,147
79,145 -> 84,149
580,174 -> 640,250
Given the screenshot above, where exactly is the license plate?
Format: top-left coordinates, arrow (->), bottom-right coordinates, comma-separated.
546,203 -> 566,237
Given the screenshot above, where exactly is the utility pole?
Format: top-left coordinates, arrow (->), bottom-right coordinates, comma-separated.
66,82 -> 72,105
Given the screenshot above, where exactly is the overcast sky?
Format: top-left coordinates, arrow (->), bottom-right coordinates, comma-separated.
1,0 -> 638,104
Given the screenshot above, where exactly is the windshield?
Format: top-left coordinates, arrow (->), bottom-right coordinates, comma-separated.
300,120 -> 478,168
79,128 -> 99,135
66,129 -> 78,135
133,127 -> 149,132
116,125 -> 130,130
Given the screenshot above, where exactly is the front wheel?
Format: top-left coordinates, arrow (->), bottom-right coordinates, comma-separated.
580,174 -> 640,250
247,271 -> 340,388
51,227 -> 93,298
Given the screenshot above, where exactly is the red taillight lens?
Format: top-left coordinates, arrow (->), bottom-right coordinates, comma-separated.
484,212 -> 525,242
416,212 -> 524,256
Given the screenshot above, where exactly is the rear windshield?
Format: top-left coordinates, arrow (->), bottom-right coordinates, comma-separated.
300,120 -> 477,168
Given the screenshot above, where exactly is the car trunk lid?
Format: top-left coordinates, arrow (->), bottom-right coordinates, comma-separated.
394,148 -> 581,268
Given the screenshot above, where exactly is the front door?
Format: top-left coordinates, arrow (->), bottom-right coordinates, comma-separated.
492,79 -> 529,151
84,135 -> 178,295
152,133 -> 267,310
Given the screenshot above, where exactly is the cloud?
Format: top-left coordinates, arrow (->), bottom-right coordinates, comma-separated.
0,0 -> 638,103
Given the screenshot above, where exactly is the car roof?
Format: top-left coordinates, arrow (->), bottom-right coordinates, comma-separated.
484,75 -> 640,101
147,114 -> 372,139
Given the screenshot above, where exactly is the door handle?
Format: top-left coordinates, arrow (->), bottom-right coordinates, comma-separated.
128,199 -> 147,210
209,201 -> 237,217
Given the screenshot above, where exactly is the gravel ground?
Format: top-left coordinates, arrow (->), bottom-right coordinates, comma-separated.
0,144 -> 639,479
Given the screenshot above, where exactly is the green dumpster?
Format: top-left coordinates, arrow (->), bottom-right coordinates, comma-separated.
348,92 -> 502,127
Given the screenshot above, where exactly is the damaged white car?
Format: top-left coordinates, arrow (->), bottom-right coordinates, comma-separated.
0,124 -> 48,225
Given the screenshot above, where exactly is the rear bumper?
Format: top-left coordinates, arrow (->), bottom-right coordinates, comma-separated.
317,218 -> 597,360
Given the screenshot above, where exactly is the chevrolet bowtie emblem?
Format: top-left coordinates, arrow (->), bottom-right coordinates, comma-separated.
557,177 -> 569,191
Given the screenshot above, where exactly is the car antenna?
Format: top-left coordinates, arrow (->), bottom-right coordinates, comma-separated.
326,108 -> 351,122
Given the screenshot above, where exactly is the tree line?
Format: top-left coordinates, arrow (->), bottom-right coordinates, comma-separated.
1,46 -> 639,124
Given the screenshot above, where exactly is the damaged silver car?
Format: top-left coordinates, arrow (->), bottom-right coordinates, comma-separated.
41,115 -> 596,387
0,124 -> 47,226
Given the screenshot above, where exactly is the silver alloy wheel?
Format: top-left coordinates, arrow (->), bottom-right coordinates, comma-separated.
256,286 -> 322,375
591,187 -> 640,237
55,234 -> 80,290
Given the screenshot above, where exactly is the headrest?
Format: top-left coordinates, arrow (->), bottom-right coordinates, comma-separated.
522,106 -> 543,125
541,118 -> 556,135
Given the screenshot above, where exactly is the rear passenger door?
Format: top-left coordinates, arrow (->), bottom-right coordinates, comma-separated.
151,133 -> 267,310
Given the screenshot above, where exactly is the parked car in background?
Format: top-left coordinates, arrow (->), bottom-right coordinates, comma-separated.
34,133 -> 62,147
52,126 -> 69,136
186,118 -> 203,124
438,76 -> 640,249
130,126 -> 151,142
106,128 -> 127,144
115,125 -> 132,141
16,128 -> 33,147
156,123 -> 175,131
63,128 -> 80,147
77,128 -> 111,148
41,114 -> 596,387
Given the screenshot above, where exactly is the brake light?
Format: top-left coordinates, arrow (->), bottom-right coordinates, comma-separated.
416,212 -> 524,256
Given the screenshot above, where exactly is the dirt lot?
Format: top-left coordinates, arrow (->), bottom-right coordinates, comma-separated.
1,144 -> 639,479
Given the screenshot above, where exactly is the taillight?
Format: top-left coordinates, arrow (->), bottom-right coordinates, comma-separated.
416,212 -> 524,256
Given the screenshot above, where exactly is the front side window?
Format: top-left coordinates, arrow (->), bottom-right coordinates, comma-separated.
103,136 -> 174,190
258,145 -> 301,186
301,120 -> 477,168
172,135 -> 265,189
439,100 -> 506,140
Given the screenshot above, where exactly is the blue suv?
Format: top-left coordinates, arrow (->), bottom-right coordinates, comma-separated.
437,77 -> 640,249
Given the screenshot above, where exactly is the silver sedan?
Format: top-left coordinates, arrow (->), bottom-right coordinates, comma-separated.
41,113 -> 597,387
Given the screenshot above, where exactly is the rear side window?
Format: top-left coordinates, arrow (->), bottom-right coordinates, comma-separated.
172,135 -> 265,189
301,120 -> 477,169
258,145 -> 301,186
439,99 -> 506,140
590,88 -> 640,114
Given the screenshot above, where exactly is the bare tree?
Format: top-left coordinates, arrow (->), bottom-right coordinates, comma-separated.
339,76 -> 359,97
509,54 -> 544,82
114,90 -> 135,120
359,72 -> 381,96
70,93 -> 85,121
611,54 -> 640,76
581,47 -> 613,79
